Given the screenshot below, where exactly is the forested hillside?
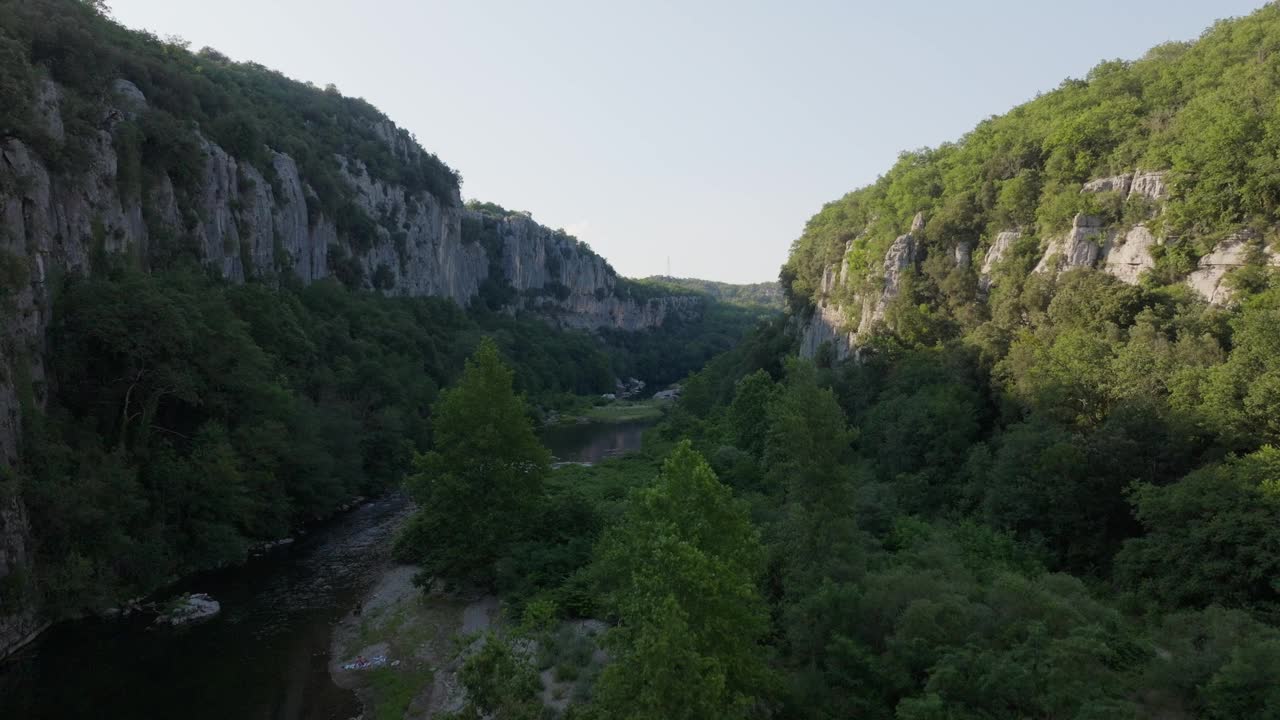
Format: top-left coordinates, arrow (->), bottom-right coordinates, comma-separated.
3,0 -> 1278,717
389,6 -> 1280,719
785,4 -> 1280,311
644,276 -> 783,309
0,0 -> 775,652
683,4 -> 1280,716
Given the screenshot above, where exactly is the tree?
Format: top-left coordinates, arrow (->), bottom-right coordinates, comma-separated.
727,369 -> 776,458
1116,446 -> 1280,613
590,442 -> 773,719
443,633 -> 543,720
397,338 -> 550,586
765,359 -> 862,593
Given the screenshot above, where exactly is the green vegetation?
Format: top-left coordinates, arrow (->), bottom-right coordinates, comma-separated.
367,665 -> 433,720
396,9 -> 1280,718
646,276 -> 783,310
15,265 -> 623,617
396,339 -> 551,587
589,442 -> 772,720
444,633 -> 545,720
576,401 -> 666,424
8,2 -> 1280,719
601,291 -> 779,388
0,0 -> 775,556
783,4 -> 1280,315
0,0 -> 458,230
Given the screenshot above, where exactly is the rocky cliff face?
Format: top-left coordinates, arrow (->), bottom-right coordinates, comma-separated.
0,77 -> 695,656
799,214 -> 924,362
800,169 -> 1278,360
0,495 -> 40,656
470,211 -> 702,331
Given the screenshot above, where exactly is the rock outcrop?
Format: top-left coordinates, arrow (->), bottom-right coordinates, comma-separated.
1,77 -> 687,323
0,495 -> 42,656
1082,174 -> 1134,196
1101,225 -> 1158,285
979,230 -> 1020,292
1129,170 -> 1168,201
799,214 -> 923,361
0,77 -> 697,656
1079,169 -> 1168,201
797,169 -> 1278,365
154,593 -> 221,626
1186,235 -> 1254,304
1184,232 -> 1280,304
473,212 -> 702,331
1034,214 -> 1105,275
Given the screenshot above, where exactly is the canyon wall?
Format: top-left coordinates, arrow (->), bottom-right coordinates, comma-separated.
800,169 -> 1280,361
0,77 -> 696,656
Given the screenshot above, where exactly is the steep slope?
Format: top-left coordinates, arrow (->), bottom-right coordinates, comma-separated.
0,0 -> 701,655
783,5 -> 1280,361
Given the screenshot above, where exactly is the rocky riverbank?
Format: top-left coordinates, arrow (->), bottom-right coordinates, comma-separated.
329,566 -> 501,719
330,566 -> 609,719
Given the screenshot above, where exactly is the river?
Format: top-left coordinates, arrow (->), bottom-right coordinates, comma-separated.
0,418 -> 652,719
542,419 -> 655,465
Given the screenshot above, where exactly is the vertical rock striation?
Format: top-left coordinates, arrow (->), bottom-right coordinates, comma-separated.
799,168 -> 1280,364
0,77 -> 697,656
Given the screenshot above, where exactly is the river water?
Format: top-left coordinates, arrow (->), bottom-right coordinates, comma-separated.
0,419 -> 651,719
542,419 -> 654,465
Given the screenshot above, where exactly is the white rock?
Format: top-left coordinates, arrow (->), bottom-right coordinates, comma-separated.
1129,170 -> 1168,201
156,593 -> 221,626
1100,225 -> 1157,285
799,301 -> 855,362
820,264 -> 838,295
910,211 -> 926,233
979,231 -> 1020,291
34,79 -> 63,142
800,223 -> 920,362
111,79 -> 148,118
1186,233 -> 1258,304
1082,173 -> 1133,196
1034,214 -> 1107,275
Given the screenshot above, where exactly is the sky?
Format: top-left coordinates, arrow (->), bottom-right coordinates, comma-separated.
106,0 -> 1267,283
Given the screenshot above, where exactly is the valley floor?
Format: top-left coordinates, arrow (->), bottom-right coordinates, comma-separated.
331,566 -> 608,719
329,565 -> 497,719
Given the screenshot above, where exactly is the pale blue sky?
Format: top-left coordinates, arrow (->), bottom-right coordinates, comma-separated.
108,1 -> 1264,283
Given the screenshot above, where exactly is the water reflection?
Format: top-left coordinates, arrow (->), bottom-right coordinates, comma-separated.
541,420 -> 654,465
0,496 -> 410,720
0,420 -> 655,719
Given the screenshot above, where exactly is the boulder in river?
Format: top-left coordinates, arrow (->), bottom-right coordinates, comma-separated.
155,593 -> 221,626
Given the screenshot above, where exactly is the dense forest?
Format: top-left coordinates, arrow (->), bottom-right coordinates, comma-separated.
783,3 -> 1280,310
643,276 -> 783,310
0,259 -> 773,621
388,6 -> 1280,720
4,1 -> 1280,718
0,0 -> 780,627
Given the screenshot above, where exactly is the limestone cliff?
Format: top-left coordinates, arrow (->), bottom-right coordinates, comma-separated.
799,169 -> 1278,361
799,214 -> 923,362
465,210 -> 702,331
0,77 -> 695,656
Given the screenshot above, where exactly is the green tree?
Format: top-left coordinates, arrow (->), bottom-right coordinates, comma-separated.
590,442 -> 772,720
444,633 -> 544,720
1116,446 -> 1280,613
727,369 -> 776,458
765,359 -> 861,593
397,338 -> 550,586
